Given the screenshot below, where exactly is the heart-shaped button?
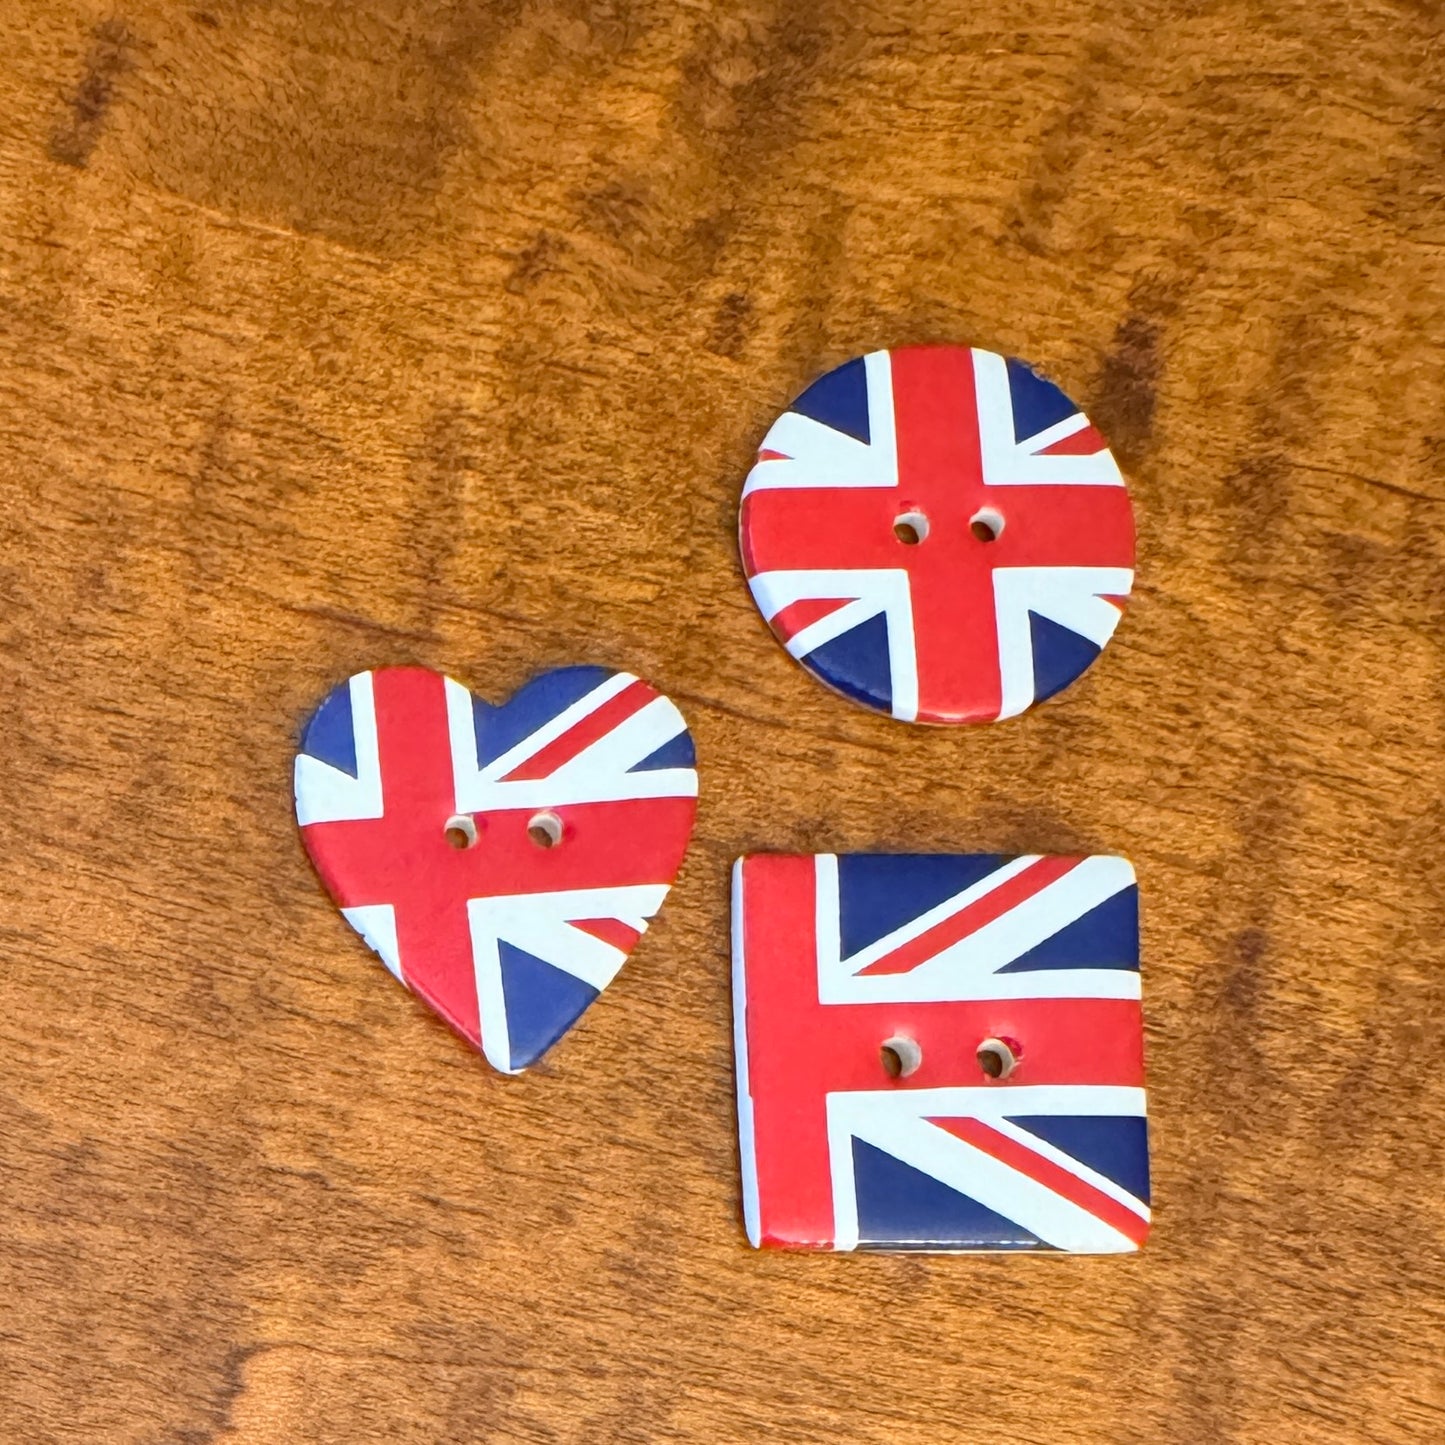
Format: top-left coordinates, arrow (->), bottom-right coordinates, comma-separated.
294,666 -> 698,1073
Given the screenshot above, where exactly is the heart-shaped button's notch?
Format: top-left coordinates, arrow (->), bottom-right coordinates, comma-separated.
295,666 -> 698,1073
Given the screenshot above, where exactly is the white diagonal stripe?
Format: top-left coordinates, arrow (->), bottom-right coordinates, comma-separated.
472,885 -> 668,991
472,672 -> 637,785
743,413 -> 883,490
832,855 -> 1040,974
828,1088 -> 1146,1253
783,595 -> 884,660
468,883 -> 670,1075
993,566 -> 1132,721
295,671 -> 384,825
471,902 -> 627,993
1024,410 -> 1093,453
340,902 -> 404,984
902,855 -> 1136,984
987,1116 -> 1150,1223
545,696 -> 688,786
748,568 -> 918,722
972,348 -> 1125,487
748,567 -> 902,622
742,351 -> 898,493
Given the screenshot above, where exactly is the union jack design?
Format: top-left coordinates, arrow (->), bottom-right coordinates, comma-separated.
295,666 -> 698,1073
740,346 -> 1136,723
732,853 -> 1149,1251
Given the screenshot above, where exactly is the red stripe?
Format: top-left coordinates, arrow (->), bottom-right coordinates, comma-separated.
503,680 -> 651,781
890,345 -> 1000,720
771,597 -> 853,639
571,917 -> 642,953
856,857 -> 1080,975
1039,423 -> 1107,455
931,1116 -> 1149,1248
308,796 -> 699,905
757,448 -> 790,462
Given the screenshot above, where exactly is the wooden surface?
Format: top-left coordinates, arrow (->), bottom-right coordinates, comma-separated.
1,1 -> 1442,1440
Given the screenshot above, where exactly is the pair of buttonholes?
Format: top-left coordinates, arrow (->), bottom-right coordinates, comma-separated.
893,508 -> 1004,546
444,811 -> 563,851
879,1036 -> 1018,1082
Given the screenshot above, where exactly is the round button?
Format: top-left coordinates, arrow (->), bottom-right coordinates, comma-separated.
739,345 -> 1136,724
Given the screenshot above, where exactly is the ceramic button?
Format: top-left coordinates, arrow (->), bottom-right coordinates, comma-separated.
739,346 -> 1136,723
732,851 -> 1149,1251
295,666 -> 698,1073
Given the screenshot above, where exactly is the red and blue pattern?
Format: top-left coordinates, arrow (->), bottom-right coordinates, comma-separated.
295,666 -> 698,1073
740,346 -> 1136,723
732,853 -> 1149,1251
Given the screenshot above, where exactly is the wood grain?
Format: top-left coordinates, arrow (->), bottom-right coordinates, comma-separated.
1,2 -> 1442,1440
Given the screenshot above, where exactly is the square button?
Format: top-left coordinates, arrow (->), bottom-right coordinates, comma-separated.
732,853 -> 1150,1252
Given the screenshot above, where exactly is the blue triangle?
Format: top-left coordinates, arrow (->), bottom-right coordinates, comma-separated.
1029,610 -> 1102,704
804,610 -> 893,714
1000,884 -> 1139,972
790,355 -> 870,444
853,1139 -> 1052,1250
497,941 -> 599,1070
838,854 -> 1011,959
300,679 -> 358,778
1005,357 -> 1079,443
628,729 -> 696,772
474,666 -> 614,770
1007,1115 -> 1150,1205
